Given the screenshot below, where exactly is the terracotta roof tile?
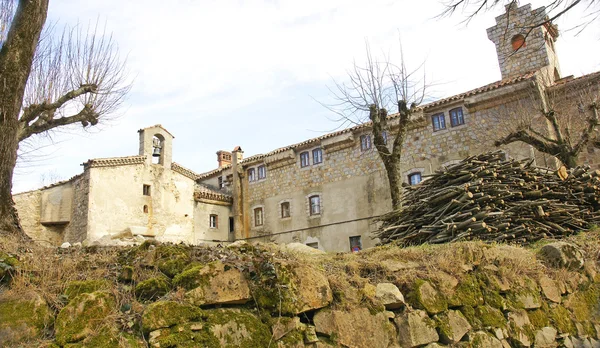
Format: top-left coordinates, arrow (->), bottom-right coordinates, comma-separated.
171,162 -> 198,180
194,185 -> 233,204
82,155 -> 146,169
137,124 -> 175,138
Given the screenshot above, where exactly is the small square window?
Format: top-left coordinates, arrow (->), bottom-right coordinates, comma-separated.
218,177 -> 224,189
300,152 -> 310,168
254,207 -> 263,226
349,236 -> 362,252
306,242 -> 319,249
258,165 -> 267,180
432,113 -> 446,131
209,214 -> 218,228
312,148 -> 323,164
143,184 -> 151,196
360,134 -> 372,151
309,195 -> 321,215
449,108 -> 465,127
281,202 -> 291,218
247,168 -> 256,182
408,172 -> 422,185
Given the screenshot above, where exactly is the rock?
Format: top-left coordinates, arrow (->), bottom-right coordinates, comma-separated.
135,276 -> 171,301
155,244 -> 191,278
206,308 -> 271,347
55,291 -> 116,346
534,327 -> 557,348
394,309 -> 439,347
0,252 -> 18,282
175,261 -> 251,306
475,305 -> 507,329
134,235 -> 146,244
539,242 -> 585,270
469,331 -> 504,348
424,344 -> 446,348
0,291 -> 54,346
118,266 -> 134,283
539,276 -> 561,303
60,242 -> 71,248
271,317 -> 301,341
111,228 -> 134,240
507,309 -> 533,347
437,310 -> 471,344
375,283 -> 405,310
283,242 -> 325,254
314,307 -> 397,348
304,325 -> 319,344
141,301 -> 204,333
448,275 -> 484,307
64,279 -> 111,301
72,242 -> 82,247
412,280 -> 448,315
384,260 -> 421,272
292,264 -> 333,314
227,240 -> 248,248
514,291 -> 542,309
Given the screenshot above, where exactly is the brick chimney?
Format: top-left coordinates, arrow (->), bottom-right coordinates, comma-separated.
216,150 -> 232,168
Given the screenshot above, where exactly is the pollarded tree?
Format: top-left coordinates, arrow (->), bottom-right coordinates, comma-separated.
326,42 -> 426,209
0,0 -> 130,235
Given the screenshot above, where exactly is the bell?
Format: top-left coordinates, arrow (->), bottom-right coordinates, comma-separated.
152,147 -> 161,157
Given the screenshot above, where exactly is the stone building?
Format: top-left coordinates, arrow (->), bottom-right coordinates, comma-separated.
14,3 -> 600,251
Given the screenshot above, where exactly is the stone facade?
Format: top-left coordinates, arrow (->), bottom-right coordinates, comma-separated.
13,3 -> 600,251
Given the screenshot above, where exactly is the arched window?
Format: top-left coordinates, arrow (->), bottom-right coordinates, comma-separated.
152,134 -> 165,164
511,34 -> 526,51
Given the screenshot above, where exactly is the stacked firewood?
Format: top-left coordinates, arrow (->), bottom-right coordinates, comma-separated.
376,151 -> 600,246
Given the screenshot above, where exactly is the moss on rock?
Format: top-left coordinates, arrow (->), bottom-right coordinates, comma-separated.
549,304 -> 576,335
475,305 -> 506,329
408,279 -> 448,315
205,308 -> 271,348
155,244 -> 191,278
172,263 -> 214,290
55,291 -> 116,346
0,291 -> 54,346
141,301 -> 205,334
448,275 -> 484,307
135,276 -> 171,301
64,279 -> 111,301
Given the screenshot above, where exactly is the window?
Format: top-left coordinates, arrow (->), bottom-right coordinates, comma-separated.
306,242 -> 319,249
209,214 -> 218,228
349,236 -> 362,252
309,195 -> 321,215
360,134 -> 371,151
449,108 -> 465,127
408,172 -> 422,186
511,34 -> 526,51
312,148 -> 323,165
143,205 -> 149,214
431,113 -> 446,131
254,207 -> 263,226
382,131 -> 388,145
300,151 -> 310,168
143,184 -> 151,196
258,165 -> 267,180
218,176 -> 224,189
247,168 -> 256,182
281,202 -> 290,218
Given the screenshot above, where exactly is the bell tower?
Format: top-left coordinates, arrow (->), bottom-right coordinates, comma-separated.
138,125 -> 174,167
487,2 -> 560,82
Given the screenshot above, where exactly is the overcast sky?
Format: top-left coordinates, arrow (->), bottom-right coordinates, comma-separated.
12,0 -> 600,193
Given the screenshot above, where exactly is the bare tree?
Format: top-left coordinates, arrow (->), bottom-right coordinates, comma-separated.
439,0 -> 600,35
326,42 -> 426,209
491,74 -> 599,168
0,0 -> 130,236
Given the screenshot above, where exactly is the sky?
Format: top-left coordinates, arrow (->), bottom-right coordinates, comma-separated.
12,0 -> 600,193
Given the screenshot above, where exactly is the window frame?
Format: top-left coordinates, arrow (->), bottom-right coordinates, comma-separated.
254,207 -> 264,227
143,184 -> 151,196
309,195 -> 321,216
247,168 -> 256,182
312,148 -> 323,165
257,165 -> 267,180
280,201 -> 291,219
209,214 -> 218,229
300,151 -> 310,168
349,235 -> 362,252
360,134 -> 372,151
449,107 -> 465,127
431,113 -> 446,131
408,172 -> 422,186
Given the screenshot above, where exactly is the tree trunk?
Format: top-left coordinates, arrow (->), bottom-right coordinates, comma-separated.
0,0 -> 49,236
383,155 -> 403,210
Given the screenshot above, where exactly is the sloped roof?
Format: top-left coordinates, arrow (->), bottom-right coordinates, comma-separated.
171,162 -> 198,180
137,124 -> 175,138
82,155 -> 146,169
194,185 -> 233,204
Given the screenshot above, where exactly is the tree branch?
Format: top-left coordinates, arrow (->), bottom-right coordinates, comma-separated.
20,84 -> 97,124
494,129 -> 562,156
18,104 -> 98,141
572,103 -> 599,155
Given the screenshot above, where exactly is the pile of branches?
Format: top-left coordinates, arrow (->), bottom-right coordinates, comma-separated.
376,151 -> 600,246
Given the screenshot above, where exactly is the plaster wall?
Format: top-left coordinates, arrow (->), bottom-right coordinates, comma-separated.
193,201 -> 231,244
86,163 -> 195,243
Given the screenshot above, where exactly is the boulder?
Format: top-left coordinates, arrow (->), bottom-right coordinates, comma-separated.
64,279 -> 111,301
412,280 -> 448,315
155,244 -> 191,278
135,276 -> 171,301
538,242 -> 585,270
0,252 -> 18,282
538,276 -> 561,303
60,242 -> 71,248
314,307 -> 397,348
271,316 -> 302,341
394,309 -> 439,347
437,310 -> 471,344
176,261 -> 251,306
292,263 -> 333,314
469,331 -> 504,348
206,308 -> 271,347
141,301 -> 205,334
0,291 -> 54,346
55,291 -> 116,345
283,242 -> 325,254
375,283 -> 405,310
383,260 -> 421,272
507,309 -> 533,347
534,327 -> 557,348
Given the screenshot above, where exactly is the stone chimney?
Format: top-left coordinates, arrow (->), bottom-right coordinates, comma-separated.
216,150 -> 232,168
